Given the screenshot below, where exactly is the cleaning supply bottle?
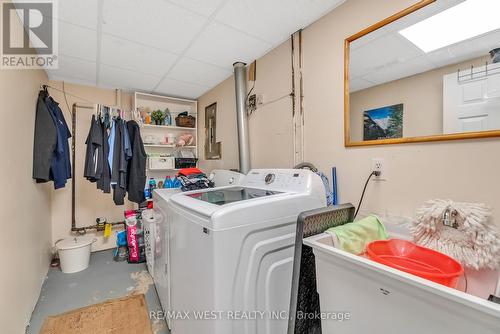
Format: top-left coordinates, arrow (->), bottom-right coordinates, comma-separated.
165,176 -> 173,188
173,176 -> 181,188
149,178 -> 157,198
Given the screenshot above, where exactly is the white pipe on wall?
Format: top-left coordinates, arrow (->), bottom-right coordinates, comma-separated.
233,62 -> 251,174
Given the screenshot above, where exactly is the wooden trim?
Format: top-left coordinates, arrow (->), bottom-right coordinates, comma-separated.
345,0 -> 435,43
346,130 -> 500,147
343,0 -> 500,147
344,38 -> 351,147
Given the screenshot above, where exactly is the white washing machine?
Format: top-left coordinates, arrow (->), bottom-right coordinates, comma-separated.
166,169 -> 326,334
151,169 -> 246,328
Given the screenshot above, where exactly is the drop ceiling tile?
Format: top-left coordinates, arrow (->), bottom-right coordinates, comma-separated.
350,78 -> 376,93
155,78 -> 209,99
350,33 -> 424,79
167,0 -> 226,17
99,64 -> 162,91
29,0 -> 97,31
101,34 -> 178,76
361,57 -> 434,86
185,21 -> 271,69
168,57 -> 232,88
58,0 -> 98,29
32,0 -> 354,95
59,21 -> 97,61
46,55 -> 96,84
215,0 -> 345,44
426,30 -> 500,68
102,0 -> 207,54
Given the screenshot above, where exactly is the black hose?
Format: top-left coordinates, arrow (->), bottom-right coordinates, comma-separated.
293,162 -> 318,173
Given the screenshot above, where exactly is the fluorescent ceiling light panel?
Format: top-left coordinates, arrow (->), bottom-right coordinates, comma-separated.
399,0 -> 500,53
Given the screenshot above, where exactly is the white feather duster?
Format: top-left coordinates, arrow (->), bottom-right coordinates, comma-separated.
412,199 -> 500,270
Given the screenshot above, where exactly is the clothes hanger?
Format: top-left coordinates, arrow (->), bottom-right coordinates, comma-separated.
40,84 -> 49,98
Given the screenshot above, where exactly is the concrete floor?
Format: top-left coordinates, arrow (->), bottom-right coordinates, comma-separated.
27,249 -> 169,334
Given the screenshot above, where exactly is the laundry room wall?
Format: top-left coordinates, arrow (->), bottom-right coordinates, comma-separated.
197,76 -> 239,172
0,8 -> 52,333
197,42 -> 295,171
47,81 -> 134,251
302,0 -> 500,226
197,0 -> 500,226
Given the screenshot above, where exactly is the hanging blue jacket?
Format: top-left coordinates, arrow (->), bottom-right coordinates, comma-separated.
45,97 -> 72,189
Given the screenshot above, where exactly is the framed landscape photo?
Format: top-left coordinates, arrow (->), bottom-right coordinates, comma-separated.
363,104 -> 403,141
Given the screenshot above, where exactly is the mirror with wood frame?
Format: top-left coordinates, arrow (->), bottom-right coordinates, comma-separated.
345,0 -> 500,147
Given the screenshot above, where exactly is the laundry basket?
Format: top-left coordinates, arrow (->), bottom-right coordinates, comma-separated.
56,236 -> 97,273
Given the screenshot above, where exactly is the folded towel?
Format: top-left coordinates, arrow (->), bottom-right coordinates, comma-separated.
326,215 -> 388,255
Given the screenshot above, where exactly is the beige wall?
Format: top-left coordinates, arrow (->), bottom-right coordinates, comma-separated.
198,0 -> 500,227
350,56 -> 490,141
197,77 -> 239,172
304,0 -> 500,224
0,10 -> 52,334
198,41 -> 294,171
47,81 -> 133,251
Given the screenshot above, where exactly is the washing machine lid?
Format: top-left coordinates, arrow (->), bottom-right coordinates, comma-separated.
186,186 -> 282,206
169,185 -> 291,217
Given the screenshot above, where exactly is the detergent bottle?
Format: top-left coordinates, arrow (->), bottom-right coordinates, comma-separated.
172,177 -> 181,188
165,176 -> 173,188
148,178 -> 157,198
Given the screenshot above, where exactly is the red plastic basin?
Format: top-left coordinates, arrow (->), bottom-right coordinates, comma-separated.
366,239 -> 464,288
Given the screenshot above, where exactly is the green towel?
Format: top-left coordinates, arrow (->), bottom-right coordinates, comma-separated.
326,215 -> 388,255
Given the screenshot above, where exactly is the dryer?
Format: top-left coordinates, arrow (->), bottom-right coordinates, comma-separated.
166,169 -> 326,334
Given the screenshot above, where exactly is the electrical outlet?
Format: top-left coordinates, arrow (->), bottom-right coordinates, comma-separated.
372,158 -> 384,180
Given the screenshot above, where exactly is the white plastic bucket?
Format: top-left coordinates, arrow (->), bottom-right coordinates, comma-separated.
56,236 -> 97,273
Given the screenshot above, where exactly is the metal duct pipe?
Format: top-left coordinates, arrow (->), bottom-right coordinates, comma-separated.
233,62 -> 251,174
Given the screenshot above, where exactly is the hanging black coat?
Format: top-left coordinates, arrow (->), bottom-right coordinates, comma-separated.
45,96 -> 72,189
111,120 -> 127,205
126,121 -> 147,204
33,90 -> 57,182
96,121 -> 111,194
83,115 -> 102,182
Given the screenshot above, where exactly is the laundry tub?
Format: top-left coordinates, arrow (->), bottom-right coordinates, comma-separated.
303,233 -> 500,334
56,236 -> 97,273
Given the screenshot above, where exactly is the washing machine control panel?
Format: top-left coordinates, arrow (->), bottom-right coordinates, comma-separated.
243,169 -> 311,192
264,173 -> 276,184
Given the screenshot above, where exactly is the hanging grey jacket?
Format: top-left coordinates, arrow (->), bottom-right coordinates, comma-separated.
33,90 -> 57,182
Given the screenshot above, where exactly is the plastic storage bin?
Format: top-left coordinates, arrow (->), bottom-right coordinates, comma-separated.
149,156 -> 175,170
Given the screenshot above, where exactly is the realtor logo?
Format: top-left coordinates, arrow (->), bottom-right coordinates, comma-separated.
1,0 -> 58,69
